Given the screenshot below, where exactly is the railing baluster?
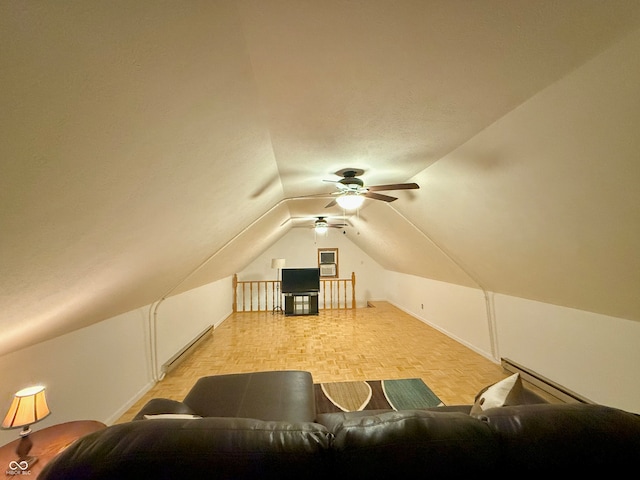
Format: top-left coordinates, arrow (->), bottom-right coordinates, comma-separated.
235,273 -> 355,312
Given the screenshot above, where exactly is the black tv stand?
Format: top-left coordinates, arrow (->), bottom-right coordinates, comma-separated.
284,292 -> 319,316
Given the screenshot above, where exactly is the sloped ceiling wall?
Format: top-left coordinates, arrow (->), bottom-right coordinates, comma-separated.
353,27 -> 640,320
1,1 -> 639,356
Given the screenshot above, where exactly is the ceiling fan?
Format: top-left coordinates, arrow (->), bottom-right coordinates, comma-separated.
312,216 -> 348,233
323,168 -> 419,209
279,215 -> 349,230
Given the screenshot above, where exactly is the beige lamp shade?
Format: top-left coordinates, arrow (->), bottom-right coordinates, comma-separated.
271,258 -> 286,269
2,385 -> 51,430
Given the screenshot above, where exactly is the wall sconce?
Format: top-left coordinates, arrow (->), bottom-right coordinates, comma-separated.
2,385 -> 51,468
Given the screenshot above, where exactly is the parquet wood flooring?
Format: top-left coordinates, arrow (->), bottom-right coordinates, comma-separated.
116,301 -> 513,423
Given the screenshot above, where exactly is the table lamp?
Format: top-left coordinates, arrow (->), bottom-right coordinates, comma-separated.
2,385 -> 51,468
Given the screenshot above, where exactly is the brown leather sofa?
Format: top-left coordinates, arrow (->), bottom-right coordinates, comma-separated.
39,370 -> 640,479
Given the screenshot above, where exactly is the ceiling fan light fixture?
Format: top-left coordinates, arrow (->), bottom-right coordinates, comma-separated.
314,219 -> 329,234
315,224 -> 328,234
336,192 -> 364,210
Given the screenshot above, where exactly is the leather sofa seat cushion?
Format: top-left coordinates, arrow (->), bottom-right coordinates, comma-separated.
316,405 -> 473,429
480,403 -> 640,472
183,370 -> 316,422
327,410 -> 500,477
39,417 -> 333,480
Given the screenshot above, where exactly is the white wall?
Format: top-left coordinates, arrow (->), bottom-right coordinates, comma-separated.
237,228 -> 387,306
384,271 -> 494,360
386,271 -> 640,415
0,276 -> 234,446
0,307 -> 150,446
494,295 -> 640,414
155,276 -> 233,369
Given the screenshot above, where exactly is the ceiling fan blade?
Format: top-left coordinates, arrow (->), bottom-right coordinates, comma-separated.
364,191 -> 397,202
310,223 -> 347,228
367,182 -> 420,191
289,192 -> 337,200
325,199 -> 338,208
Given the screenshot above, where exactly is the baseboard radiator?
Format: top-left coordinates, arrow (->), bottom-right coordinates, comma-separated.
162,325 -> 213,375
501,358 -> 592,404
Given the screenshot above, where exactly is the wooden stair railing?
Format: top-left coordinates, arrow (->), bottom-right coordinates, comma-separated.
233,272 -> 356,312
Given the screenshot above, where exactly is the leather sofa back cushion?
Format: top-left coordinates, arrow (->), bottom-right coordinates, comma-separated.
39,417 -> 333,480
480,403 -> 640,472
183,371 -> 316,422
329,410 -> 500,477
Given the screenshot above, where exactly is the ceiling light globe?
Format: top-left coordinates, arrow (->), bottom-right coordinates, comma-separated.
336,193 -> 364,210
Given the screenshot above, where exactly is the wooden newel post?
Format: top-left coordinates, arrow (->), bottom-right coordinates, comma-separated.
233,274 -> 238,313
351,272 -> 356,309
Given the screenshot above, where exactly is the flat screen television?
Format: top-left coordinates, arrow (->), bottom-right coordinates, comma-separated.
281,268 -> 320,293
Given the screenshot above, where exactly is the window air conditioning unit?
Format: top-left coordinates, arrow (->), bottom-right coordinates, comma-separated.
320,264 -> 336,277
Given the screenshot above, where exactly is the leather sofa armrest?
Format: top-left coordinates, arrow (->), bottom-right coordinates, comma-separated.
132,398 -> 198,420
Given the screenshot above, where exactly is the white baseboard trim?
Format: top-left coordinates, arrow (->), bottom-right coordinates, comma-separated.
387,300 -> 499,364
104,380 -> 155,425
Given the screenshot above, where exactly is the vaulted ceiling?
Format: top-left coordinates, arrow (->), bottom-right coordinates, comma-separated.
2,1 -> 640,356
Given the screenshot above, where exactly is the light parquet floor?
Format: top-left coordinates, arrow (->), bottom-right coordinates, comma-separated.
117,301 -> 513,423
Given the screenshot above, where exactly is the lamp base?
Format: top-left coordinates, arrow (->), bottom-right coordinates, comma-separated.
22,456 -> 38,468
8,455 -> 38,474
8,432 -> 38,472
15,431 -> 33,457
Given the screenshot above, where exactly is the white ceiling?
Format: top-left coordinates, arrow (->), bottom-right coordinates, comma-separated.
2,0 -> 640,356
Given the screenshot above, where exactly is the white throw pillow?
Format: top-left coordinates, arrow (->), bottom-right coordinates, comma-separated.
143,413 -> 202,420
470,373 -> 524,415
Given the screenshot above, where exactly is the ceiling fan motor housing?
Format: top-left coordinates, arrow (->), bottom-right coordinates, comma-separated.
339,177 -> 364,188
337,169 -> 365,190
